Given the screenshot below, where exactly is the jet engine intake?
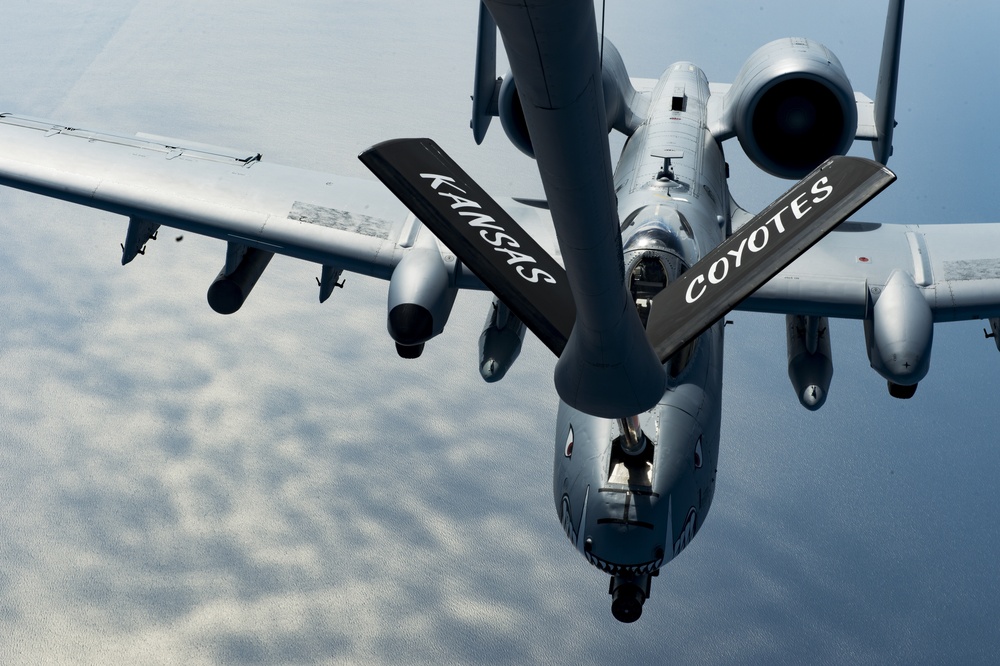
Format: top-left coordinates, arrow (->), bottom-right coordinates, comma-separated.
497,38 -> 641,158
207,245 -> 274,315
786,314 -> 833,410
387,240 -> 457,358
725,38 -> 857,179
864,270 -> 933,395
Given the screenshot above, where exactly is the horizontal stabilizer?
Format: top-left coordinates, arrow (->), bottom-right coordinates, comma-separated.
645,156 -> 895,362
360,138 -> 575,356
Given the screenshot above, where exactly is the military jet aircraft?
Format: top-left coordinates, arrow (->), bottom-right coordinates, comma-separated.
0,0 -> 996,624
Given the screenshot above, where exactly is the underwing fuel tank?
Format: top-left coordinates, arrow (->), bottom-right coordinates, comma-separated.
864,270 -> 933,397
478,297 -> 526,382
786,314 -> 833,410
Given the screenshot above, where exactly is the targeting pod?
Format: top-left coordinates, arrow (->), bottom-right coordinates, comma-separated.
786,314 -> 833,410
207,243 -> 274,315
478,297 -> 526,382
387,233 -> 457,358
864,270 -> 933,398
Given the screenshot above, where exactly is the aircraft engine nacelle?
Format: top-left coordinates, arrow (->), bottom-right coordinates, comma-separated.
786,314 -> 833,411
386,242 -> 457,358
725,38 -> 857,179
864,271 -> 933,397
497,73 -> 535,158
498,38 -> 640,159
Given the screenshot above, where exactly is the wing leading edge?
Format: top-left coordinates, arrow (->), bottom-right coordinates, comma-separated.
0,114 -> 559,304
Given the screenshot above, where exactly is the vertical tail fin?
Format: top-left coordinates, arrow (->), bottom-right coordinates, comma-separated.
471,2 -> 501,144
872,0 -> 904,164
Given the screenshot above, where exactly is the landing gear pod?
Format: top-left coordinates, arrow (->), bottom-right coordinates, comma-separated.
386,235 -> 457,358
985,318 -> 1000,352
497,73 -> 534,158
609,572 -> 651,623
207,243 -> 274,315
121,217 -> 159,265
786,314 -> 833,410
864,270 -> 933,395
493,38 -> 640,157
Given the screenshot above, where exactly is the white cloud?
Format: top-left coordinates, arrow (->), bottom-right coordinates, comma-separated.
1,1 -> 999,663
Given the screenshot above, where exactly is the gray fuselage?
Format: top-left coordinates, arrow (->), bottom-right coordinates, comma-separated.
554,63 -> 729,577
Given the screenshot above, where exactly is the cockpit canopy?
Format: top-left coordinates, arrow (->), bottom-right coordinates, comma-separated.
622,205 -> 699,266
622,206 -> 700,377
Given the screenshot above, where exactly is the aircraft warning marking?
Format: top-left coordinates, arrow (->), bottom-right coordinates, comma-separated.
288,201 -> 392,239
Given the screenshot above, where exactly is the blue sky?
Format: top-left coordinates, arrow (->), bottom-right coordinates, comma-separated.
1,1 -> 999,663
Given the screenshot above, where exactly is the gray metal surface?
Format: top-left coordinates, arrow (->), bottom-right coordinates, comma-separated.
0,113 -> 562,293
645,156 -> 894,362
873,0 -> 905,163
740,221 -> 1000,322
483,0 -> 665,418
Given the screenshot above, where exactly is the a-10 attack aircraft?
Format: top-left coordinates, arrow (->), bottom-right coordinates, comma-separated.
0,0 -> 998,623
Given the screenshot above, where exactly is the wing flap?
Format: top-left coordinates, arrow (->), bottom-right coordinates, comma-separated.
742,221 -> 1000,322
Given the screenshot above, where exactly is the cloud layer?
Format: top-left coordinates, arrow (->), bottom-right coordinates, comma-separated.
1,1 -> 999,664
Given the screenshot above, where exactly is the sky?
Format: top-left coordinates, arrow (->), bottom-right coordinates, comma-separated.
1,1 -> 999,664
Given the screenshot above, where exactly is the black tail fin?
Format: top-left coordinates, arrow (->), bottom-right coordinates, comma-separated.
645,156 -> 895,362
360,137 -> 575,356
